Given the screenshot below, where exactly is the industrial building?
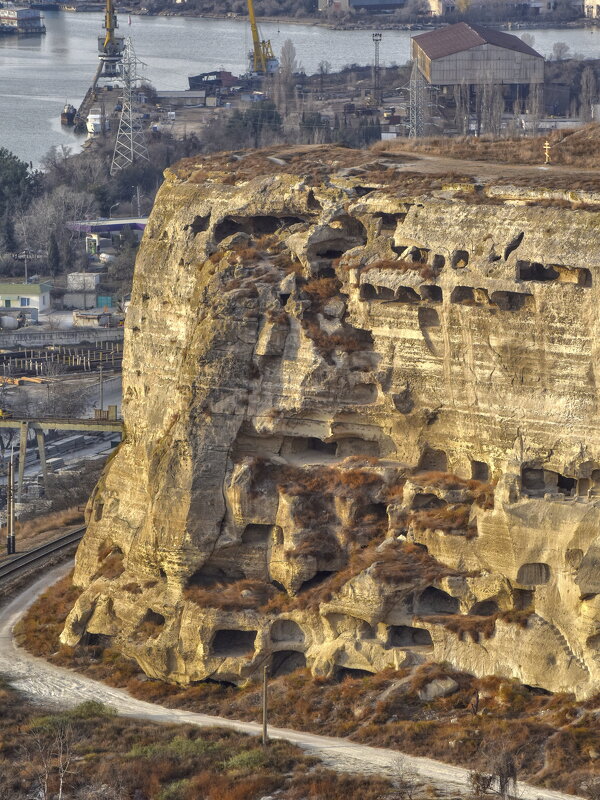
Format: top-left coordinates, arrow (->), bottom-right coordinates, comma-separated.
0,7 -> 45,34
409,23 -> 544,135
411,23 -> 544,86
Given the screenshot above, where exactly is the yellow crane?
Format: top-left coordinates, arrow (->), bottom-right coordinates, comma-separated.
103,0 -> 117,53
247,0 -> 278,75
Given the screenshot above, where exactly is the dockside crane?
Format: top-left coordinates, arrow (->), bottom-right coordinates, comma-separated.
247,0 -> 278,75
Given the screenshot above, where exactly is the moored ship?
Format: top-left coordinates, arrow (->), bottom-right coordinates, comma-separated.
60,102 -> 76,126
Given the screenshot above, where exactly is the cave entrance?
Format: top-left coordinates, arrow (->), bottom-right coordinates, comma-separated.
271,619 -> 305,644
214,215 -> 304,242
516,563 -> 550,586
211,629 -> 257,657
420,284 -> 443,303
418,447 -> 448,472
471,460 -> 490,482
298,571 -> 334,593
187,564 -> 245,589
517,261 -> 558,282
334,666 -> 374,681
241,524 -> 281,545
416,586 -> 459,615
387,625 -> 433,647
469,599 -> 499,616
270,650 -> 307,677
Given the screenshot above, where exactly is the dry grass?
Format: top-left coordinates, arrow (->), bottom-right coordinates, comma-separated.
409,504 -> 476,538
0,679 -> 386,800
18,573 -> 600,799
301,318 -> 373,358
412,471 -> 496,510
93,549 -> 125,580
381,125 -> 600,177
303,277 -> 342,311
13,507 -> 85,543
184,579 -> 276,611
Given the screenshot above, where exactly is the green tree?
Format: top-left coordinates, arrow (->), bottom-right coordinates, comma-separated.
47,233 -> 61,276
0,212 -> 16,253
0,147 -> 39,218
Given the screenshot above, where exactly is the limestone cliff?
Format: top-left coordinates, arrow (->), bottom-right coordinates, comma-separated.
61,145 -> 600,697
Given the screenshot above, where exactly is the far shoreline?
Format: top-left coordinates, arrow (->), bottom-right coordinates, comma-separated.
98,6 -> 600,34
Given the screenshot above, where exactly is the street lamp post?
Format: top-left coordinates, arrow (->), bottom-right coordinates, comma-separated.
109,202 -> 120,218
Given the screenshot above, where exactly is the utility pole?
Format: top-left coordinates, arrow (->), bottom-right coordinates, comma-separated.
372,32 -> 382,106
99,365 -> 104,411
6,452 -> 14,555
262,664 -> 269,746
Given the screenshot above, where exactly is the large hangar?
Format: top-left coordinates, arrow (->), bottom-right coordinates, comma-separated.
409,23 -> 544,135
411,22 -> 544,87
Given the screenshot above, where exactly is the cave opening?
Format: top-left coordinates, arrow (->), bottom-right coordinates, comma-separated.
211,629 -> 257,656
271,619 -> 305,643
517,260 -> 558,282
334,666 -> 375,681
298,571 -> 335,593
416,586 -> 460,614
270,650 -> 307,677
387,625 -> 433,647
420,284 -> 443,303
469,599 -> 499,616
418,447 -> 448,472
241,524 -> 281,545
471,460 -> 490,482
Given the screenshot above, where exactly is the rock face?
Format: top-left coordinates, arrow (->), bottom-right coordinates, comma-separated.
62,145 -> 600,697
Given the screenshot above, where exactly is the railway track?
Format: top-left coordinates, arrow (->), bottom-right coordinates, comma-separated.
0,526 -> 85,584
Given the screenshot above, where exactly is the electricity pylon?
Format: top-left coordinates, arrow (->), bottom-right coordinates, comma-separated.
110,38 -> 149,177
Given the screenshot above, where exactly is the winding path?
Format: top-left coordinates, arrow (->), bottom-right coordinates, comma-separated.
0,564 -> 583,800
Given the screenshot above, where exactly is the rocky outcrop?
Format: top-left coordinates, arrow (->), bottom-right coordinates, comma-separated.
61,145 -> 600,697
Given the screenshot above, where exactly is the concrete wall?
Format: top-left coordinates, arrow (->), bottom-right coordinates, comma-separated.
0,328 -> 123,347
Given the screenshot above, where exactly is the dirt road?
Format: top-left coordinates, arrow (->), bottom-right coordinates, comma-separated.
0,564 -> 583,800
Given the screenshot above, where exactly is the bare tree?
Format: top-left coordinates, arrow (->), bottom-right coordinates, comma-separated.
386,756 -> 419,799
454,81 -> 470,135
469,743 -> 518,799
580,65 -> 597,122
21,720 -> 73,800
552,41 -> 571,61
520,33 -> 535,48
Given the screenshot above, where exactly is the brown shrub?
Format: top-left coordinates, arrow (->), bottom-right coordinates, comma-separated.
184,579 -> 276,610
409,504 -> 474,536
94,550 -> 125,580
423,613 -> 497,643
301,318 -> 372,357
303,277 -> 342,311
14,507 -> 84,541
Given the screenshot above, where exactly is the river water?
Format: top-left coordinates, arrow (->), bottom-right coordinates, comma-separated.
0,11 -> 598,165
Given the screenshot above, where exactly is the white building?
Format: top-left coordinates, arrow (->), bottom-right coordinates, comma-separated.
0,282 -> 51,311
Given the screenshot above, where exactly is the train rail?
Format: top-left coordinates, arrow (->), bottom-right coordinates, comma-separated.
0,526 -> 85,583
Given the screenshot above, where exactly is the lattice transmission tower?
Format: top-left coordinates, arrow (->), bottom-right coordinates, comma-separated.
110,38 -> 149,177
408,60 -> 427,138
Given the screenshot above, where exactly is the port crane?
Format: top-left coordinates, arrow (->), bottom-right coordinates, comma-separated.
247,0 -> 278,75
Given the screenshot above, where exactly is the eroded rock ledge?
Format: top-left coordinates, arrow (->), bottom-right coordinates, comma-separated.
62,144 -> 600,697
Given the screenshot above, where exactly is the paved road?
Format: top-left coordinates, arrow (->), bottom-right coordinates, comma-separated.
0,564 -> 584,800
